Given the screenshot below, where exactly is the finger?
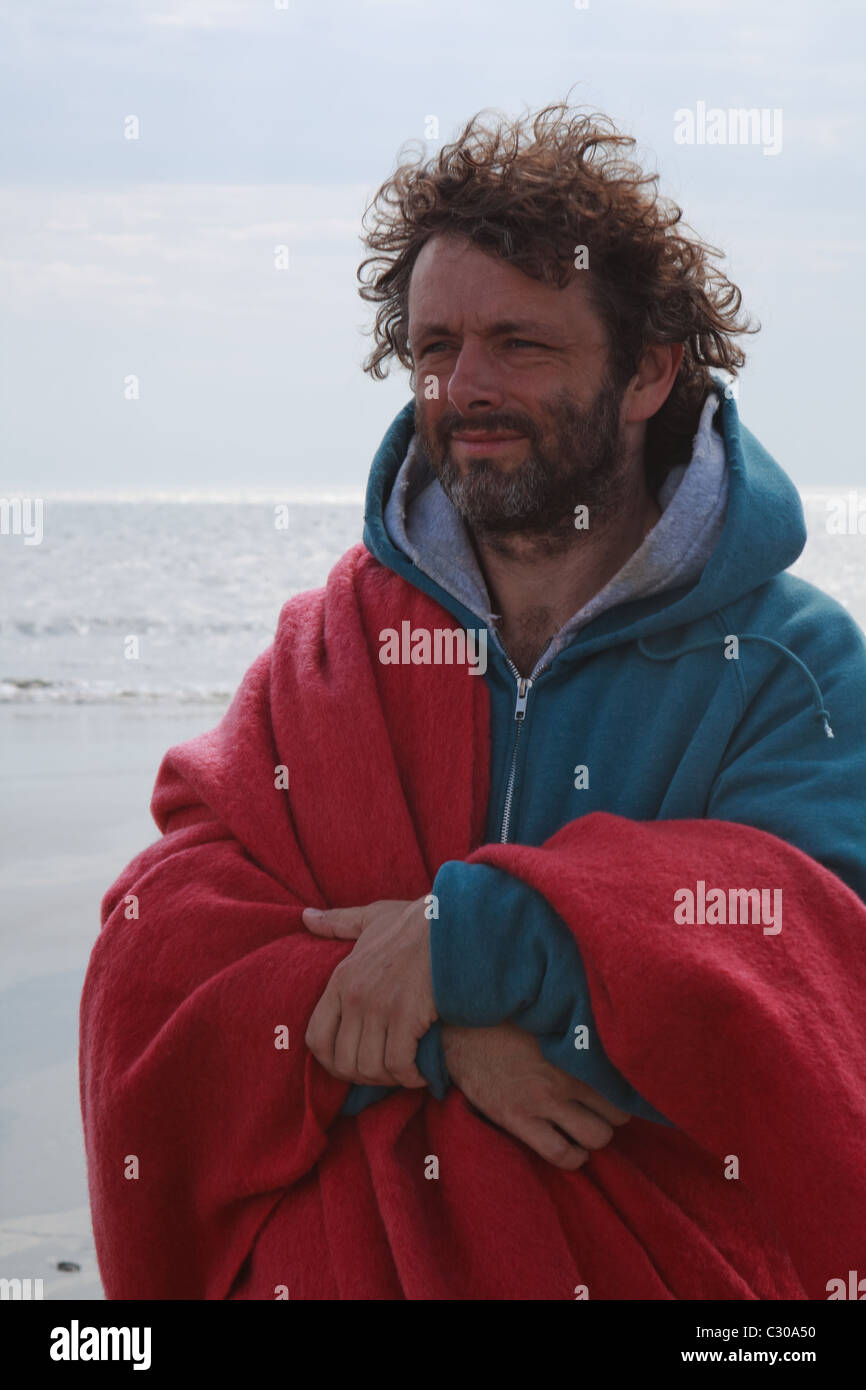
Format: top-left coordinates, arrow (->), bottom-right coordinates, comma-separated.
356,1016 -> 393,1086
302,906 -> 366,939
332,1004 -> 365,1079
383,1022 -> 427,1089
510,1115 -> 589,1171
553,1100 -> 615,1152
563,1079 -> 632,1128
304,989 -> 342,1073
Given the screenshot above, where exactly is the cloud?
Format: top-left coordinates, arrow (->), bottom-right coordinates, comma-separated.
143,0 -> 273,30
0,183 -> 373,315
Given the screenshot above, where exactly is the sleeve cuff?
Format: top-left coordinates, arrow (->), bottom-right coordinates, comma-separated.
429,858 -> 670,1126
430,859 -> 581,1026
339,1019 -> 451,1116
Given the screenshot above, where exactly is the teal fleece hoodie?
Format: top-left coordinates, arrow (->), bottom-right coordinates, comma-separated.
339,380 -> 866,1121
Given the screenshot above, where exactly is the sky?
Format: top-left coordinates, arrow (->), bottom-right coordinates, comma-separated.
1,0 -> 863,491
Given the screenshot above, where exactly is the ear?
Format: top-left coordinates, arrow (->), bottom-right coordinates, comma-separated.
623,342 -> 684,424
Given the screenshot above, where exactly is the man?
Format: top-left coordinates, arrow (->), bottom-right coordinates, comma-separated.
81,102 -> 866,1301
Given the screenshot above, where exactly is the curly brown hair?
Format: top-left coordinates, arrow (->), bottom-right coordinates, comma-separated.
357,99 -> 757,478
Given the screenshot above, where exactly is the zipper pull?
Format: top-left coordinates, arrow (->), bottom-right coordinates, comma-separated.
514,676 -> 532,719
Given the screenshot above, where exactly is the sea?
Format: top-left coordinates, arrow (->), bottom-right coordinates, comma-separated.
1,493 -> 366,707
2,489 -> 866,704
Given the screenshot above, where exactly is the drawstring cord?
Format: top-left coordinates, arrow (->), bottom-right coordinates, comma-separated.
638,632 -> 834,739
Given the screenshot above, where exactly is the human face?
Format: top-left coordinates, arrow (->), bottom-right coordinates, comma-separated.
407,233 -> 634,538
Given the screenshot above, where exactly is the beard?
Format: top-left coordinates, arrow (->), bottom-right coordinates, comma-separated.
414,376 -> 635,547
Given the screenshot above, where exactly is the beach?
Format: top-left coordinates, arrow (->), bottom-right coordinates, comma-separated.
0,702 -> 224,1299
0,496 -> 368,1299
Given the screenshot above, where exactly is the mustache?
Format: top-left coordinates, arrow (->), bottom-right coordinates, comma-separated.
432,412 -> 541,445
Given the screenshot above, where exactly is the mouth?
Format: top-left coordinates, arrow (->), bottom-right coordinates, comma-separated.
450,431 -> 526,454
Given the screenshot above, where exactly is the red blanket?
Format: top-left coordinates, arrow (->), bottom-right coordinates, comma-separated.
80,543 -> 866,1300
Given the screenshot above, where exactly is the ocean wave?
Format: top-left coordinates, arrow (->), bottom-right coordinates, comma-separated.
3,615 -> 275,638
23,490 -> 366,504
0,679 -> 233,706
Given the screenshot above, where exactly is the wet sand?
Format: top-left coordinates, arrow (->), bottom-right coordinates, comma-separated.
0,702 -> 224,1300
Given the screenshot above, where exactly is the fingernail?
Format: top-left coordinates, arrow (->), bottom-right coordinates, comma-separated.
304,907 -> 324,919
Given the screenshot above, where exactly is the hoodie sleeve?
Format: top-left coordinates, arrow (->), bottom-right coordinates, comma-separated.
426,860 -> 667,1121
342,860 -> 666,1123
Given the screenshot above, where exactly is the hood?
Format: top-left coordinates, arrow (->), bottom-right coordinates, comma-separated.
362,378 -> 834,738
381,386 -> 730,676
363,376 -> 804,649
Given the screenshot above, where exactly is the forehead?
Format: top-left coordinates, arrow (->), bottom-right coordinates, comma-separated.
407,232 -> 600,341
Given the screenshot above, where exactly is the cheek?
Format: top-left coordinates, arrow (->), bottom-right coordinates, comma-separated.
414,368 -> 449,410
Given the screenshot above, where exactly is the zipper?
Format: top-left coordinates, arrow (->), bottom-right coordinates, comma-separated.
499,656 -> 533,843
498,648 -> 555,841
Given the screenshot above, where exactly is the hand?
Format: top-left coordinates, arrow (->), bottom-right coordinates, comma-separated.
441,1021 -> 630,1170
302,898 -> 436,1088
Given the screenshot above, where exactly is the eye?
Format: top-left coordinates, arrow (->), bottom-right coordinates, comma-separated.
506,338 -> 544,349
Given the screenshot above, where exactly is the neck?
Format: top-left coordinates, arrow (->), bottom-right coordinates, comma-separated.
472,475 -> 661,677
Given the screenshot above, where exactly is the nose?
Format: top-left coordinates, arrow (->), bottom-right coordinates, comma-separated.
446,341 -> 506,417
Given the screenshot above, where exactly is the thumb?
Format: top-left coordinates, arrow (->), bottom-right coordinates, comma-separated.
301,905 -> 366,939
